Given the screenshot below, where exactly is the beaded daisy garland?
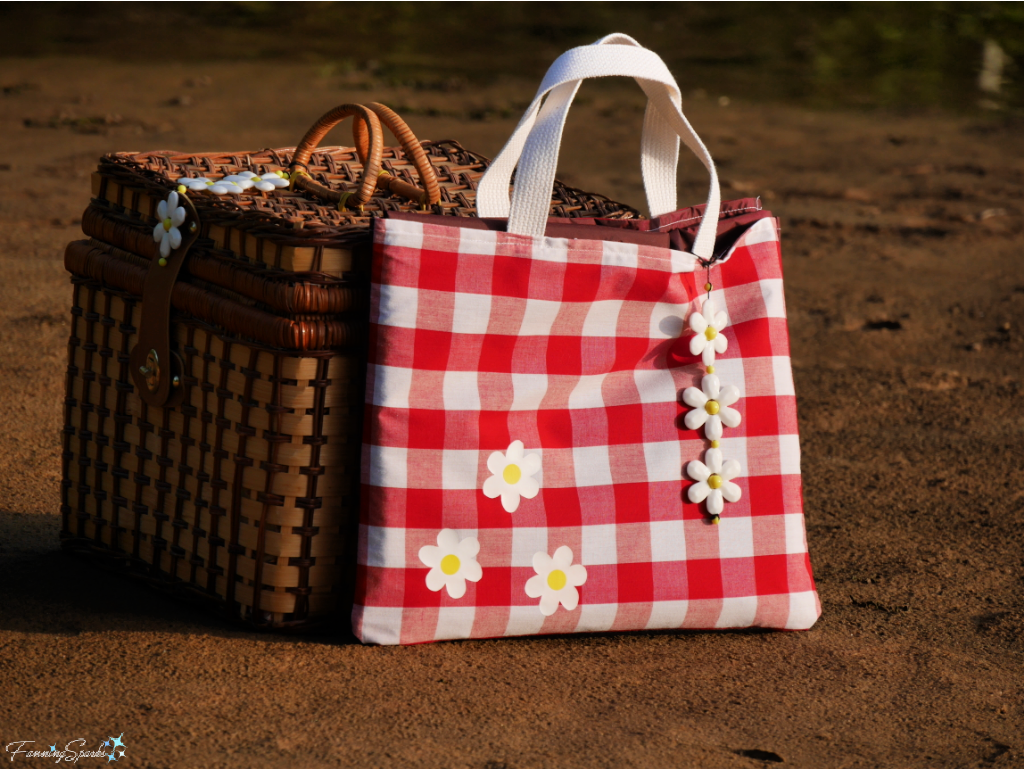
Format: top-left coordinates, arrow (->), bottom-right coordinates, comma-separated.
682,280 -> 743,524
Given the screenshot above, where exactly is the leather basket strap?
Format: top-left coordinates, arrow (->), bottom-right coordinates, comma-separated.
129,191 -> 201,407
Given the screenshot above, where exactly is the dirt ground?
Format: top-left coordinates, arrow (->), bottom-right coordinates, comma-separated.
1,57 -> 1022,769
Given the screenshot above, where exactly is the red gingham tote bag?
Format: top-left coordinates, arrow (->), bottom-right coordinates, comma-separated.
353,35 -> 820,645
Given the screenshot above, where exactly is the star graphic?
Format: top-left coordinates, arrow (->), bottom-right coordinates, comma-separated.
116,748 -> 126,759
49,745 -> 57,753
110,734 -> 125,751
103,740 -> 111,748
107,752 -> 117,763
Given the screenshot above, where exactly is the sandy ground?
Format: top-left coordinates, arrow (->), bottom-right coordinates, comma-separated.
0,58 -> 1023,768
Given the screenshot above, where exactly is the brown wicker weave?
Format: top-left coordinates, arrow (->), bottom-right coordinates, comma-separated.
61,104 -> 641,630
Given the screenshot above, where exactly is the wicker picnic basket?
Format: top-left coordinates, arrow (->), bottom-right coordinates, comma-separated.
60,103 -> 640,630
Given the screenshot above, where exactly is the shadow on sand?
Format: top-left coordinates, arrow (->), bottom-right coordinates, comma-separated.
0,519 -> 357,645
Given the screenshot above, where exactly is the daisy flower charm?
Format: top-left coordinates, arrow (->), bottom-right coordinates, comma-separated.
525,546 -> 587,616
682,373 -> 741,440
418,529 -> 482,599
177,176 -> 216,192
686,447 -> 742,522
212,171 -> 290,194
177,171 -> 289,194
152,190 -> 187,258
483,440 -> 541,513
688,297 -> 730,366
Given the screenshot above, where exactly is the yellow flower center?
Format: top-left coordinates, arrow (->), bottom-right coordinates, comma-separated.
440,554 -> 461,575
547,569 -> 567,591
162,218 -> 173,231
705,400 -> 720,415
710,440 -> 720,448
503,464 -> 521,484
708,474 -> 723,490
705,326 -> 718,341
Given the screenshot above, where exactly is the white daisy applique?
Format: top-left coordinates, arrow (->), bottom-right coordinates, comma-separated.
525,546 -> 588,616
688,297 -> 730,366
418,529 -> 482,599
152,190 -> 187,259
682,373 -> 741,441
686,447 -> 742,523
483,440 -> 541,513
177,171 -> 290,195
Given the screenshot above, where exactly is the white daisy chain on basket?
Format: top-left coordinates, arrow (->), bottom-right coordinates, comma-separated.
417,529 -> 482,599
686,447 -> 742,520
177,176 -> 215,192
682,373 -> 741,441
689,297 -> 730,366
177,171 -> 289,195
152,190 -> 187,258
525,546 -> 587,616
483,440 -> 541,513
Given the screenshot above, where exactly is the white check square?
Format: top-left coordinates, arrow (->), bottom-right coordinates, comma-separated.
784,513 -> 808,554
377,284 -> 419,328
643,440 -> 682,484
568,374 -> 607,410
717,515 -> 754,559
442,449 -> 480,490
717,596 -> 758,628
581,523 -> 618,565
511,373 -> 548,411
779,434 -> 801,475
520,298 -> 562,336
650,519 -> 686,562
382,219 -> 423,248
364,525 -> 405,568
356,606 -> 404,646
443,370 -> 481,411
575,603 -> 618,633
648,302 -> 686,340
633,368 -> 678,405
451,291 -> 492,335
760,278 -> 787,319
582,300 -> 624,337
458,229 -> 497,256
772,356 -> 795,397
372,364 -> 413,409
435,607 -> 477,641
369,445 -> 407,488
600,241 -> 639,269
573,445 -> 613,487
510,526 -> 547,568
646,600 -> 688,629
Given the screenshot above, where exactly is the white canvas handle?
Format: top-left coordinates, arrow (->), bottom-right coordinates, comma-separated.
476,34 -> 721,259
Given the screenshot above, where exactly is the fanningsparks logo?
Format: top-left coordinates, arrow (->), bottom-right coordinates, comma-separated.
5,734 -> 126,763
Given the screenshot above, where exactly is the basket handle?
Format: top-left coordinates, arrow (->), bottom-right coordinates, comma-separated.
353,103 -> 441,207
290,104 -> 384,208
289,103 -> 440,209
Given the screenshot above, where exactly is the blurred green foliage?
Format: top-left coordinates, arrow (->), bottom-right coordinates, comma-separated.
1,1 -> 1020,111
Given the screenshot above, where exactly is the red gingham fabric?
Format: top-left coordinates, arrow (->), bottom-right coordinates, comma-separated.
353,211 -> 819,645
